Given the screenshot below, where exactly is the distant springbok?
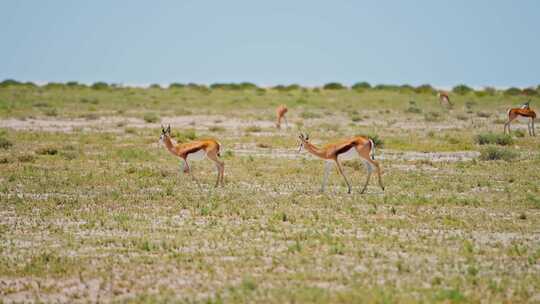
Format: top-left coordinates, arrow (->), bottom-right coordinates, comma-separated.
159,125 -> 225,187
276,105 -> 288,129
438,91 -> 453,107
504,107 -> 536,136
297,133 -> 384,194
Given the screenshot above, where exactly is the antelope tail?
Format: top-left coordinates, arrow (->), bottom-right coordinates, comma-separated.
368,139 -> 375,160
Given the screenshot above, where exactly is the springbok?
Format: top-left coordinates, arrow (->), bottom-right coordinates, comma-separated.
276,105 -> 288,129
438,91 -> 453,107
297,133 -> 384,194
504,107 -> 536,136
159,125 -> 225,187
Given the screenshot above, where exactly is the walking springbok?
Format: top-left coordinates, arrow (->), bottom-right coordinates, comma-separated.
297,133 -> 384,194
276,105 -> 288,129
438,91 -> 453,107
504,107 -> 536,136
159,125 -> 225,187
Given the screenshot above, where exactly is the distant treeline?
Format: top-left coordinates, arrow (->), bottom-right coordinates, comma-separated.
1,79 -> 539,96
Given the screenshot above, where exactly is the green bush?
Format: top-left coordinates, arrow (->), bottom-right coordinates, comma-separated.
323,82 -> 346,90
374,84 -> 400,91
351,82 -> 371,90
424,111 -> 442,122
43,108 -> 58,116
522,87 -> 537,96
405,107 -> 422,114
244,126 -> 262,133
476,111 -> 491,118
504,87 -> 522,96
91,82 -> 109,90
300,111 -> 321,119
452,84 -> 473,95
513,129 -> 526,138
273,84 -> 301,91
399,84 -> 415,93
169,83 -> 186,89
479,146 -> 517,161
415,84 -> 435,94
456,114 -> 469,121
0,137 -> 13,149
36,146 -> 59,155
474,133 -> 513,146
210,82 -> 258,90
143,113 -> 160,123
0,79 -> 22,87
149,84 -> 161,89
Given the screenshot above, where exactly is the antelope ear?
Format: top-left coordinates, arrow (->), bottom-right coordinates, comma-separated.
166,125 -> 171,133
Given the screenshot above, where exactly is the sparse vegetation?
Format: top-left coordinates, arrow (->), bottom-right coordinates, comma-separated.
474,133 -> 513,146
0,81 -> 538,303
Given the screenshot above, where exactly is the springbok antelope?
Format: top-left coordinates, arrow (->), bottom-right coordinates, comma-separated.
276,105 -> 288,129
297,133 -> 384,194
438,91 -> 453,107
504,107 -> 536,136
159,125 -> 225,187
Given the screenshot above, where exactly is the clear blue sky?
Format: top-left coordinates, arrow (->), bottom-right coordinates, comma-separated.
1,0 -> 539,87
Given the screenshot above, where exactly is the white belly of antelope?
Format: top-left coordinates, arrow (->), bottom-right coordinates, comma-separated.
338,147 -> 358,161
187,149 -> 207,161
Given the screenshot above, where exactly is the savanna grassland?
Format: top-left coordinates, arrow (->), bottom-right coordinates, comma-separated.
0,82 -> 539,303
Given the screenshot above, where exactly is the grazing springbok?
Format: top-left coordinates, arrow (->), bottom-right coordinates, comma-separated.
504,107 -> 536,136
159,125 -> 225,187
276,105 -> 289,129
438,91 -> 453,107
297,133 -> 384,194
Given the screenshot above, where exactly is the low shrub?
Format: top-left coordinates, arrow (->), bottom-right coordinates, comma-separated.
36,146 -> 58,155
244,126 -> 262,133
323,82 -> 346,90
405,107 -> 422,114
415,84 -> 435,94
479,146 -> 517,161
453,84 -> 473,95
476,111 -> 491,118
143,113 -> 160,123
504,87 -> 522,96
0,137 -> 13,149
300,111 -> 321,119
352,82 -> 371,90
474,133 -> 513,146
424,111 -> 442,122
91,82 -> 109,90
